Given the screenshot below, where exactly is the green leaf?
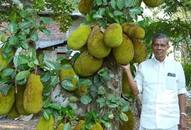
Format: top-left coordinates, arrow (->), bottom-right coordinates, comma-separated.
43,110 -> 50,120
42,29 -> 51,36
9,36 -> 18,45
31,32 -> 38,41
111,0 -> 116,9
116,0 -> 125,10
63,123 -> 72,130
113,10 -> 124,16
50,76 -> 59,86
1,68 -> 15,77
119,112 -> 128,121
95,0 -> 103,6
40,17 -> 53,24
16,70 -> 30,81
97,86 -> 106,95
0,83 -> 11,95
80,95 -> 92,105
8,22 -> 18,33
96,97 -> 106,108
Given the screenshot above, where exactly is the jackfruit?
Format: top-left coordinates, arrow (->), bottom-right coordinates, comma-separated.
0,87 -> 15,115
23,73 -> 43,114
68,24 -> 91,50
119,111 -> 135,130
56,123 -> 64,130
122,71 -> 134,98
112,35 -> 134,65
143,0 -> 163,7
0,49 -> 8,71
59,64 -> 78,91
16,86 -> 27,115
74,51 -> 103,77
132,40 -> 147,63
36,115 -> 54,130
104,23 -> 123,47
88,26 -> 111,59
122,23 -> 145,39
78,0 -> 93,14
74,120 -> 103,130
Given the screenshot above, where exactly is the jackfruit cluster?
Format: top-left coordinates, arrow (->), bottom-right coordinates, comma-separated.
68,24 -> 91,50
36,115 -> 54,130
23,73 -> 43,114
74,51 -> 103,77
74,120 -> 103,130
119,110 -> 135,130
143,0 -> 164,7
59,64 -> 78,91
0,87 -> 15,115
78,0 -> 93,14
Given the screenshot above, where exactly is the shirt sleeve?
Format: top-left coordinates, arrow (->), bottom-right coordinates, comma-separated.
134,64 -> 144,94
176,62 -> 187,94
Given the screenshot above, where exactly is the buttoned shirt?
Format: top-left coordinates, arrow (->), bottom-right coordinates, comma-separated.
135,57 -> 187,129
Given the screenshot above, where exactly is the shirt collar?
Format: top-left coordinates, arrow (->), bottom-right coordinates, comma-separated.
152,56 -> 168,64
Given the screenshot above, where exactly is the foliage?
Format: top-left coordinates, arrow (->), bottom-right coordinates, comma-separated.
183,63 -> 191,90
84,0 -> 143,27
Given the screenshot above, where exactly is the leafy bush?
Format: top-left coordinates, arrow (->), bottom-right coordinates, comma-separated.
183,63 -> 191,90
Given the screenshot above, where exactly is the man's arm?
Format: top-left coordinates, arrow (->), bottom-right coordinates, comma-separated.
122,65 -> 139,96
178,94 -> 187,130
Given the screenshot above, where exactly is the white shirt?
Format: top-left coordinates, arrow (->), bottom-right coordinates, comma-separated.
135,57 -> 187,129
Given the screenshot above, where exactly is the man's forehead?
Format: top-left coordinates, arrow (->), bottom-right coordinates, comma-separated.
153,38 -> 168,44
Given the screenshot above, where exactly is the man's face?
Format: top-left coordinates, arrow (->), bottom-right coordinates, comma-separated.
152,38 -> 169,62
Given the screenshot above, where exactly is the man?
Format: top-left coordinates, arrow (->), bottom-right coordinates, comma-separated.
122,33 -> 187,130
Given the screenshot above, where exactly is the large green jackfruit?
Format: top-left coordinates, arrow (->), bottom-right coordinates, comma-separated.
36,115 -> 54,130
112,35 -> 134,65
23,74 -> 43,114
143,0 -> 163,7
0,49 -> 8,71
122,23 -> 145,39
78,0 -> 93,14
133,40 -> 147,63
122,71 -> 134,98
16,86 -> 27,115
119,111 -> 135,130
68,24 -> 91,50
59,64 -> 78,91
104,23 -> 123,47
0,87 -> 15,115
74,120 -> 103,130
74,51 -> 103,77
88,26 -> 111,59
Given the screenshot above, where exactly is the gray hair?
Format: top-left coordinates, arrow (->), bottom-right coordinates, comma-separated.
152,33 -> 169,45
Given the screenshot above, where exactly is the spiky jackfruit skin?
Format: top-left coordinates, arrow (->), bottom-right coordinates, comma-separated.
0,87 -> 15,115
122,71 -> 134,98
112,35 -> 134,65
78,0 -> 93,14
36,115 -> 54,130
23,74 -> 43,114
74,120 -> 103,130
143,0 -> 163,7
122,23 -> 145,39
16,86 -> 27,115
0,49 -> 8,71
133,40 -> 147,63
104,23 -> 123,47
68,24 -> 91,50
59,64 -> 78,91
119,111 -> 135,130
88,26 -> 111,59
57,123 -> 64,130
74,51 -> 103,77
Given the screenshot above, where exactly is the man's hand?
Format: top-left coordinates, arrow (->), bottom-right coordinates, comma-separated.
179,115 -> 187,130
121,64 -> 130,71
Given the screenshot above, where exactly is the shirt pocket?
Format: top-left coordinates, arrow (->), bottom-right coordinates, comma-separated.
166,76 -> 177,90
